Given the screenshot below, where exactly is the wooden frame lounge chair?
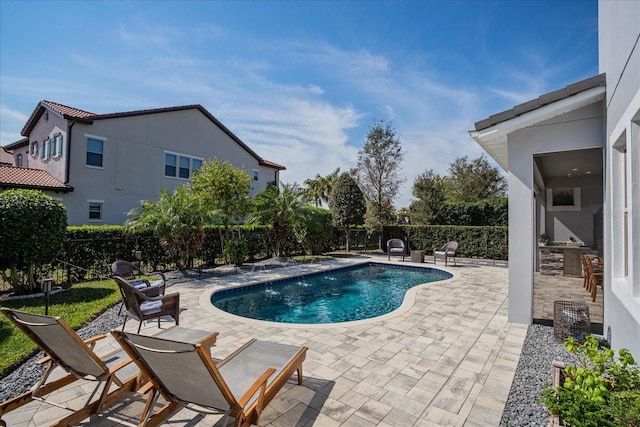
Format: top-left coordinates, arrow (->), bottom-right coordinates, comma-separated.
112,330 -> 307,427
387,238 -> 406,261
113,276 -> 180,333
0,308 -> 140,427
433,241 -> 458,266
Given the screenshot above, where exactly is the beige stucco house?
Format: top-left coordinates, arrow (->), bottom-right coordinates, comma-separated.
2,101 -> 285,225
471,0 -> 639,355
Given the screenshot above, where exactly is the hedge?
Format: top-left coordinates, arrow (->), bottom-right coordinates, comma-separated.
383,225 -> 508,260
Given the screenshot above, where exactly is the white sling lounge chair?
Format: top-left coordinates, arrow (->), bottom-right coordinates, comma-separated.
112,330 -> 307,427
0,308 -> 140,427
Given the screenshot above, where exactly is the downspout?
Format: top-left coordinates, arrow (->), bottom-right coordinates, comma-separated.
65,121 -> 74,184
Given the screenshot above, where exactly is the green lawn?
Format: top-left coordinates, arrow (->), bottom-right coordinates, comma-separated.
0,279 -> 121,376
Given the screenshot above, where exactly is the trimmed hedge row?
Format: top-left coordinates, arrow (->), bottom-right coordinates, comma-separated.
434,198 -> 508,226
383,225 -> 508,260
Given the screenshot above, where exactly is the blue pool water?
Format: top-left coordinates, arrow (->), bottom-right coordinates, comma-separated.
211,263 -> 452,324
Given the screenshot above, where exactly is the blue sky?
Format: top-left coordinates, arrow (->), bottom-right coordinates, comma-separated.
0,1 -> 598,208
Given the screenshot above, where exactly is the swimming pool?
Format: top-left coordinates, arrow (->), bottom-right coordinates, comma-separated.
210,263 -> 452,324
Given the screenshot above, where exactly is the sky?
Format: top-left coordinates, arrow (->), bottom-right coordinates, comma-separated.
0,0 -> 598,208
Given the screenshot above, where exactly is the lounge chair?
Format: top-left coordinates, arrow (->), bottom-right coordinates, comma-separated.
433,241 -> 458,266
0,308 -> 139,427
387,238 -> 406,261
111,330 -> 308,427
113,276 -> 180,333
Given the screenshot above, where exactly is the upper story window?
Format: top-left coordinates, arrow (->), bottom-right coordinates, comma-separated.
15,153 -> 22,167
253,169 -> 259,182
86,137 -> 104,167
53,134 -> 63,157
30,141 -> 38,156
164,152 -> 203,179
41,138 -> 51,160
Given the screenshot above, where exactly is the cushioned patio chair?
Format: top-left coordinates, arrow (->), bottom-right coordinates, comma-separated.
387,238 -> 406,261
0,308 -> 139,427
111,260 -> 166,297
433,241 -> 458,266
113,276 -> 180,333
111,330 -> 307,427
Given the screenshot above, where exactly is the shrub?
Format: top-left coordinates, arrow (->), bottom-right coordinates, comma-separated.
0,190 -> 67,292
223,238 -> 248,266
540,336 -> 640,426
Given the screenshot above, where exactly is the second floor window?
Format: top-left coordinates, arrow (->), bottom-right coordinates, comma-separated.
53,134 -> 63,157
164,152 -> 203,179
41,138 -> 50,160
87,138 -> 103,167
253,169 -> 259,182
16,153 -> 22,167
30,141 -> 38,156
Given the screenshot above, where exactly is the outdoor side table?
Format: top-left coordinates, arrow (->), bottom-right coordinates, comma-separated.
411,250 -> 425,263
553,301 -> 590,341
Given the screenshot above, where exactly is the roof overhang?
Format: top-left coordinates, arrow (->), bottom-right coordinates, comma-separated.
469,85 -> 606,171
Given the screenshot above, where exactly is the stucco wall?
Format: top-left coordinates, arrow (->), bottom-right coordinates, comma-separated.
506,104 -> 604,324
61,109 -> 280,225
26,113 -> 68,181
599,0 -> 640,356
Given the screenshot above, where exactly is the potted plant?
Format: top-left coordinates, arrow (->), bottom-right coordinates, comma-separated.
540,336 -> 640,426
539,233 -> 551,246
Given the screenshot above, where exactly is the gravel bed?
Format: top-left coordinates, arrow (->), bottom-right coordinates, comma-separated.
500,324 -> 581,426
1,270 -> 579,424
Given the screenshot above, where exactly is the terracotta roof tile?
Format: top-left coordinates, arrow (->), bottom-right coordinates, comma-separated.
41,100 -> 95,119
0,165 -> 73,192
0,147 -> 13,165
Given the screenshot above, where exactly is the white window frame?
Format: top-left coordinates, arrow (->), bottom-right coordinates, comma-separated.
163,151 -> 204,180
85,134 -> 105,168
41,138 -> 50,160
88,199 -> 104,222
30,140 -> 38,156
253,169 -> 259,182
53,134 -> 63,158
15,153 -> 22,167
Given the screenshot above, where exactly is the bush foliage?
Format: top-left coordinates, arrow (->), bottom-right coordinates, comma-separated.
0,190 -> 67,291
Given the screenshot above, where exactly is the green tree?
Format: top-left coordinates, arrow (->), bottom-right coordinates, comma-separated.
125,186 -> 209,270
191,159 -> 252,241
329,172 -> 366,252
356,119 -> 405,249
409,170 -> 446,225
0,189 -> 67,292
444,155 -> 507,203
303,167 -> 340,207
248,183 -> 305,257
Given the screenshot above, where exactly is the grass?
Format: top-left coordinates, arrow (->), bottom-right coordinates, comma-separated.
0,278 -> 121,377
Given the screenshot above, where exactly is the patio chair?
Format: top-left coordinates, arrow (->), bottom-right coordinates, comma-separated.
584,256 -> 603,302
111,330 -> 308,427
0,308 -> 139,427
111,260 -> 166,297
113,276 -> 180,333
433,241 -> 458,266
387,238 -> 406,261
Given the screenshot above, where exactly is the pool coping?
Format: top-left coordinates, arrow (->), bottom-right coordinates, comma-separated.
198,257 -> 458,329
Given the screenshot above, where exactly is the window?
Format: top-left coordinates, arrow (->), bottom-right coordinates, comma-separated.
164,152 -> 203,179
253,169 -> 259,182
41,138 -> 50,160
15,153 -> 22,167
86,137 -> 104,167
53,134 -> 63,157
612,133 -> 628,279
30,141 -> 38,156
88,200 -> 103,221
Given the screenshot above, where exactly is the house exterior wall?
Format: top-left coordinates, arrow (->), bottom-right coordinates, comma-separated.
506,104 -> 604,324
599,0 -> 640,356
26,113 -> 68,179
57,108 -> 279,225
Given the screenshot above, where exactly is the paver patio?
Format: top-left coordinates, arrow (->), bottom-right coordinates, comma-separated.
2,254 -> 527,426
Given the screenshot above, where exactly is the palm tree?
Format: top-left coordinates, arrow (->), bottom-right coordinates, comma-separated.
303,174 -> 324,207
125,186 -> 212,270
248,183 -> 305,257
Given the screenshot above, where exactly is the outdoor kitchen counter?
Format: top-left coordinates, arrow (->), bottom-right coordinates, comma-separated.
539,245 -> 594,277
